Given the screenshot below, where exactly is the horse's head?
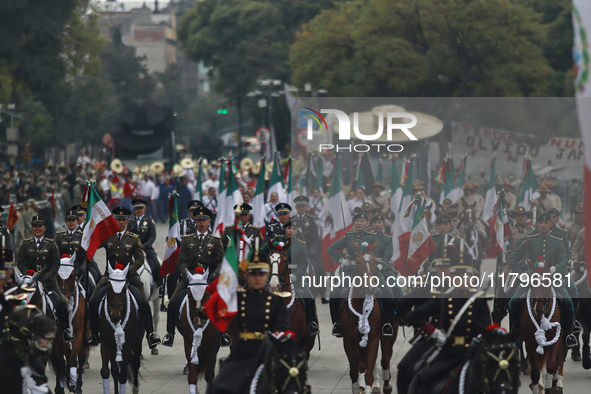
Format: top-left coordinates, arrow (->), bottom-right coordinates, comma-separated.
266,333 -> 311,394
186,267 -> 209,328
460,205 -> 475,229
525,257 -> 554,317
351,241 -> 379,295
107,263 -> 129,324
267,239 -> 290,293
57,252 -> 77,296
8,305 -> 56,355
472,326 -> 524,394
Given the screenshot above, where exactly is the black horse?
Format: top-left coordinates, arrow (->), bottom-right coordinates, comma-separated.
408,326 -> 523,394
253,333 -> 311,394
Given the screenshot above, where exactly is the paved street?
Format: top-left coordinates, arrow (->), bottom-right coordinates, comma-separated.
47,221 -> 591,393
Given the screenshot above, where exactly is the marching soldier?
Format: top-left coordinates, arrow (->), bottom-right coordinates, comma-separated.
16,215 -> 74,342
223,203 -> 262,249
87,207 -> 161,349
455,182 -> 484,219
429,214 -> 461,261
263,218 -> 319,335
508,212 -> 577,348
212,250 -> 290,394
292,196 -> 328,302
162,206 -> 224,347
328,211 -> 395,337
507,206 -> 534,256
567,203 -> 584,245
265,202 -> 291,241
54,209 -> 89,291
128,198 -> 162,290
179,200 -> 203,236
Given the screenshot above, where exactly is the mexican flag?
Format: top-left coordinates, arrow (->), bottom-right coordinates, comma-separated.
439,158 -> 455,203
284,157 -> 297,207
321,153 -> 352,272
482,156 -> 497,222
6,201 -> 18,230
251,158 -> 267,233
449,155 -> 467,202
194,159 -> 203,201
202,239 -> 239,332
393,157 -> 416,272
81,183 -> 119,260
402,196 -> 435,276
224,160 -> 243,227
160,191 -> 181,277
213,159 -> 227,236
489,190 -> 511,256
518,157 -> 539,212
389,156 -> 403,235
267,152 -> 285,202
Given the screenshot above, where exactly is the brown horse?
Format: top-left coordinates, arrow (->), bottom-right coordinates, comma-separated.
178,267 -> 221,394
572,263 -> 591,369
99,264 -> 143,394
340,241 -> 396,394
50,253 -> 88,394
267,240 -> 316,358
521,259 -> 565,394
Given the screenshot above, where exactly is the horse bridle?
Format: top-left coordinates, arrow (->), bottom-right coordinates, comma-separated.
107,278 -> 127,314
268,351 -> 310,394
474,341 -> 519,393
269,251 -> 289,286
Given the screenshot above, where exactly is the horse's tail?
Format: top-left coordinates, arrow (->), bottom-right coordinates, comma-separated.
48,347 -> 69,388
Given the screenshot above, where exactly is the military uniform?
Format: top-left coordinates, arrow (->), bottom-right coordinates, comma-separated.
265,203 -> 291,241
571,228 -> 585,264
55,228 -> 89,289
128,210 -> 161,287
371,229 -> 402,298
223,223 -> 262,249
212,288 -> 290,394
292,202 -> 326,291
179,217 -> 196,236
566,222 -> 583,246
164,226 -> 224,342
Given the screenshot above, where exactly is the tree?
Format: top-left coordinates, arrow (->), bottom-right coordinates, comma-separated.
290,0 -> 554,97
152,64 -> 189,137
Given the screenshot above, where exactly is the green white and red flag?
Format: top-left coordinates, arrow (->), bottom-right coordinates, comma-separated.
160,191 -> 181,277
202,239 -> 238,332
213,159 -> 227,235
449,155 -> 467,202
251,157 -> 267,232
393,157 -> 416,273
518,157 -> 539,212
482,156 -> 497,221
489,190 -> 511,256
402,196 -> 436,275
284,157 -> 297,207
81,183 -> 119,260
267,152 -> 285,202
223,160 -> 243,226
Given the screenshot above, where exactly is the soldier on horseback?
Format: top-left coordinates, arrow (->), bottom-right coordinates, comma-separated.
212,250 -> 290,394
507,206 -> 535,257
263,218 -> 320,335
222,203 -> 262,248
55,209 -> 89,292
265,203 -> 291,241
16,215 -> 74,343
179,200 -> 203,236
369,214 -> 402,299
87,206 -> 161,349
128,198 -> 163,292
428,214 -> 461,261
162,206 -> 224,347
328,211 -> 395,338
566,203 -> 584,245
508,212 -> 578,348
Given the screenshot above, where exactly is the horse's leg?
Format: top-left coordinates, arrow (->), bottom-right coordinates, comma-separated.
183,335 -> 199,393
76,343 -> 86,394
132,338 -> 142,394
365,336 -> 379,394
583,320 -> 591,369
100,345 -> 111,394
343,336 -> 360,394
380,337 -> 394,394
152,298 -> 160,356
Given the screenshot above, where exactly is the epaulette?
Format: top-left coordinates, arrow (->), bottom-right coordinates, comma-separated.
24,238 -> 32,242
56,231 -> 66,235
126,231 -> 139,238
383,234 -> 392,239
296,238 -> 306,244
182,234 -> 194,238
555,227 -> 567,233
550,234 -> 563,241
346,230 -> 356,234
211,235 -> 221,239
248,225 -> 260,229
45,238 -> 54,242
224,224 -> 233,228
527,233 -> 537,238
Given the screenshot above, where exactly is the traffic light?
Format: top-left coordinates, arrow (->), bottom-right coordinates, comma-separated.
216,101 -> 229,115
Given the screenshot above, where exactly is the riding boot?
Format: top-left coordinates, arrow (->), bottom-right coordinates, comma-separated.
562,303 -> 578,349
509,302 -> 521,334
380,298 -> 394,337
163,292 -> 182,346
329,297 -> 342,337
305,298 -> 319,335
129,285 -> 161,349
56,296 -> 74,342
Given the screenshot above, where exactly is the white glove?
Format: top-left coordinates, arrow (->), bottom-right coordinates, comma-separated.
377,263 -> 384,271
550,266 -> 556,275
290,274 -> 297,283
339,258 -> 350,267
430,329 -> 447,347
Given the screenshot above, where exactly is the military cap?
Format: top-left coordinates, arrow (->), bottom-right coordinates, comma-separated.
31,215 -> 45,225
234,203 -> 252,214
112,206 -> 132,220
571,203 -> 584,214
361,202 -> 376,212
352,212 -> 368,221
462,182 -> 475,190
435,213 -> 452,224
17,203 -> 23,209
187,200 -> 204,211
131,198 -> 148,209
370,214 -> 385,223
441,198 -> 454,207
508,206 -> 532,219
194,206 -> 212,220
276,203 -> 291,214
537,212 -> 552,222
71,205 -> 86,216
372,182 -> 385,191
294,196 -> 309,206
65,210 -> 77,220
545,208 -> 560,217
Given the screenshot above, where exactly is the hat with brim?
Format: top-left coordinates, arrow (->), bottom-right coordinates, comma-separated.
132,198 -> 148,209
187,200 -> 204,211
181,158 -> 194,169
234,203 -> 252,214
247,261 -> 269,273
294,195 -> 309,206
194,206 -> 212,220
508,206 -> 533,219
435,213 -> 452,224
434,207 -> 458,218
112,206 -> 132,220
65,210 -> 77,220
353,212 -> 369,221
370,214 -> 385,223
31,215 -> 45,226
462,183 -> 474,190
571,203 -> 584,214
537,212 -> 552,222
276,203 -> 291,214
372,182 -> 385,191
537,184 -> 551,193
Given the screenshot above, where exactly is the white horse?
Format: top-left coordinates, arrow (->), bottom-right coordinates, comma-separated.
138,258 -> 162,355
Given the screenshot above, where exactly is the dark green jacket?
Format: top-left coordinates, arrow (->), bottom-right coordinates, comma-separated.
327,230 -> 379,264
508,232 -> 567,275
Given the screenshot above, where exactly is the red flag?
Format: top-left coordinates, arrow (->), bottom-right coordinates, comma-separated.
6,202 -> 18,230
50,189 -> 57,219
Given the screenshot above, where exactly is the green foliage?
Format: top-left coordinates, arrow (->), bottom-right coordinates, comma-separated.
291,0 -> 555,97
152,64 -> 190,138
